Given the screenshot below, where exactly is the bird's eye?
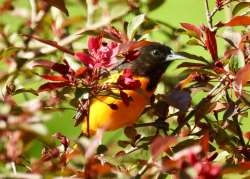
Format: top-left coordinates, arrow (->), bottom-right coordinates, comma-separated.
151,49 -> 161,57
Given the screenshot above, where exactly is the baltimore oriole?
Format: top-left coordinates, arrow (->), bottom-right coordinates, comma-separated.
82,43 -> 183,135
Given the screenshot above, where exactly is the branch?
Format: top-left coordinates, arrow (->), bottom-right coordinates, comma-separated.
210,0 -> 233,19
38,8 -> 131,55
0,173 -> 41,179
204,0 -> 213,29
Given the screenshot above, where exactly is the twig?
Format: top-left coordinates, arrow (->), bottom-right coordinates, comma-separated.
204,0 -> 212,29
0,173 -> 41,179
210,0 -> 232,19
39,8 -> 131,54
205,0 -> 233,30
10,162 -> 16,174
29,0 -> 36,28
233,115 -> 245,146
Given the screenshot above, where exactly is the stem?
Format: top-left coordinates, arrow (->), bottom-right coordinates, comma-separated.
38,8 -> 131,54
11,162 -> 16,174
233,115 -> 245,146
29,0 -> 36,28
204,0 -> 213,29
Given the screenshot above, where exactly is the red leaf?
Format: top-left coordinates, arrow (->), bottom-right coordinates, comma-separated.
39,82 -> 69,91
239,161 -> 250,170
204,26 -> 218,61
200,131 -> 209,153
103,26 -> 128,43
75,67 -> 88,77
151,136 -> 176,160
22,34 -> 74,55
224,16 -> 250,27
181,23 -> 202,40
41,75 -> 68,82
51,63 -> 70,75
29,60 -> 55,68
234,64 -> 250,96
42,0 -> 69,15
75,52 -> 94,67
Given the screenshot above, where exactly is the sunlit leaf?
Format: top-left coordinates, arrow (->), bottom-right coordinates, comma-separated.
203,26 -> 218,61
234,64 -> 250,96
228,49 -> 245,73
181,23 -> 202,40
233,3 -> 250,16
127,14 -> 146,40
224,16 -> 250,27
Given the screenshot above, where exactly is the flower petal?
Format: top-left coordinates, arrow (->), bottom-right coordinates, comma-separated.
88,36 -> 102,55
75,52 -> 94,68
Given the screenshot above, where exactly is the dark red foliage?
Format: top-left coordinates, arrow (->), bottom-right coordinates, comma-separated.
41,148 -> 60,162
39,82 -> 70,92
203,26 -> 218,61
117,69 -> 141,90
216,0 -> 223,9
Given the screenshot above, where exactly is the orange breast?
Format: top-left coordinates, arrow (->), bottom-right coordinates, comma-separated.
82,76 -> 153,135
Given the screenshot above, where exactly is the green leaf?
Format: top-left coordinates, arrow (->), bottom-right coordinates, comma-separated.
229,50 -> 245,74
127,14 -> 146,40
232,2 -> 250,16
0,47 -> 20,60
186,39 -> 202,47
13,88 -> 38,96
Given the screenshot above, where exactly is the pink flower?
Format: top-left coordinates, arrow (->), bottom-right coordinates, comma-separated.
116,69 -> 141,106
75,36 -> 119,68
194,161 -> 221,179
117,69 -> 141,90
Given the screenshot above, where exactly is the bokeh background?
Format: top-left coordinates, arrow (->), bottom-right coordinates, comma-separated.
0,1 -> 249,176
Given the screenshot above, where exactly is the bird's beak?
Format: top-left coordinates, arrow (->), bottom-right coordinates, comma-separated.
166,50 -> 185,61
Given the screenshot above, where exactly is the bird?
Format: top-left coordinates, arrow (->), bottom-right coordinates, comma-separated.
82,43 -> 184,135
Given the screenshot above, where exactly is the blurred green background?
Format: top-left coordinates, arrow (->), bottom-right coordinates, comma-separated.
1,0 -> 249,169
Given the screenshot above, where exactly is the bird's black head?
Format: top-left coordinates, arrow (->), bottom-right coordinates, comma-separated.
129,43 -> 183,91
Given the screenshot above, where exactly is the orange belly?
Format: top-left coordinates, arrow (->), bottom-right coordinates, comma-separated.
82,76 -> 153,135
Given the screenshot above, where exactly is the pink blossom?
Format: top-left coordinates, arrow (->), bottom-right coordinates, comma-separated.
194,161 -> 221,179
75,36 -> 119,68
